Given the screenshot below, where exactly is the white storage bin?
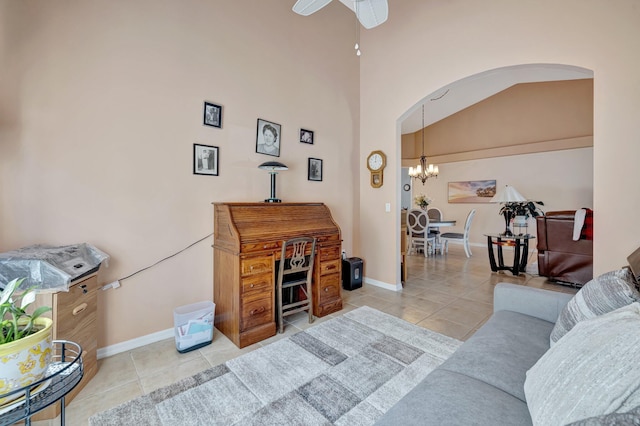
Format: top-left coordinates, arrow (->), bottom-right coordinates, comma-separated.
174,301 -> 215,353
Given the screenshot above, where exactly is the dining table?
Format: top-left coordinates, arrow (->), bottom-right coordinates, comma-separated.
428,219 -> 457,254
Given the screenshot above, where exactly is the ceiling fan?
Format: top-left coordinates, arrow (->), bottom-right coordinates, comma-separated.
292,0 -> 388,29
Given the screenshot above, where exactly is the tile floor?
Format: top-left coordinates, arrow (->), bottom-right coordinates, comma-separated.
32,244 -> 577,425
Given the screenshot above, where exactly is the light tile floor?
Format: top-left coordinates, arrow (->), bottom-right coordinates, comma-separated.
32,245 -> 577,425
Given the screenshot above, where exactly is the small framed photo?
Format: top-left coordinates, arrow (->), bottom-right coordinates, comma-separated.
308,158 -> 323,181
300,128 -> 314,144
203,102 -> 222,128
194,144 -> 219,176
256,118 -> 281,157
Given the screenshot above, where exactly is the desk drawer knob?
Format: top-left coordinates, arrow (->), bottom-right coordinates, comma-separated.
80,284 -> 88,294
73,303 -> 88,316
250,284 -> 255,288
250,306 -> 265,316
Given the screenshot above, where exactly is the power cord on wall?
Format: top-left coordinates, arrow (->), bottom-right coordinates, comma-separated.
101,233 -> 213,291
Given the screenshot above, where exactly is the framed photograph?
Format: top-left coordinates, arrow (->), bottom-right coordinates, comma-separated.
300,128 -> 314,144
308,157 -> 323,181
448,179 -> 496,203
203,102 -> 222,128
193,144 -> 219,176
256,119 -> 281,157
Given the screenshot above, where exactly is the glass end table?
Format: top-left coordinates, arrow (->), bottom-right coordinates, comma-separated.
485,233 -> 535,276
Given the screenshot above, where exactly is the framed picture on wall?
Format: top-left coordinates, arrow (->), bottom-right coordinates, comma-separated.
448,180 -> 496,203
308,158 -> 323,181
193,144 -> 219,176
256,119 -> 281,157
300,128 -> 314,144
203,102 -> 222,128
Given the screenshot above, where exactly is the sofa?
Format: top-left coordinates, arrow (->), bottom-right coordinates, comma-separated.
376,270 -> 640,425
536,210 -> 593,286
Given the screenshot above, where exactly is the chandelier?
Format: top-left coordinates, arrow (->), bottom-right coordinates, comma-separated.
408,104 -> 439,185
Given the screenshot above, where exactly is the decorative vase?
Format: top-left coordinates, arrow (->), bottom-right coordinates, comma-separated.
421,205 -> 428,211
0,317 -> 53,405
513,215 -> 528,226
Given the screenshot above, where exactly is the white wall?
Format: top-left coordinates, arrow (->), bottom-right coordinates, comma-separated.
0,0 -> 359,348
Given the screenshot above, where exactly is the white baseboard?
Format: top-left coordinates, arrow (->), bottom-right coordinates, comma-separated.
364,277 -> 402,292
97,327 -> 174,360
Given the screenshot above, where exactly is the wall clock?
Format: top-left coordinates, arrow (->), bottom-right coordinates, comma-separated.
403,184 -> 411,191
367,150 -> 387,188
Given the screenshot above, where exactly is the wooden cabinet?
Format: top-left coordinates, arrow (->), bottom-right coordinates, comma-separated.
213,202 -> 342,348
32,272 -> 99,420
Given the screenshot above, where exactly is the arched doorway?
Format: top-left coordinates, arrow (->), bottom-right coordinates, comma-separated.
398,64 -> 594,280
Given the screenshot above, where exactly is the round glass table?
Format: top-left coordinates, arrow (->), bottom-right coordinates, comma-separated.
0,340 -> 83,426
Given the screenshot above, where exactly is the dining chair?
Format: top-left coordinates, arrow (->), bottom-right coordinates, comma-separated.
276,237 -> 316,333
427,207 -> 443,235
406,208 -> 436,257
441,209 -> 476,258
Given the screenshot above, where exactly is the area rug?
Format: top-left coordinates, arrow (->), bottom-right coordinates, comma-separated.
89,306 -> 462,426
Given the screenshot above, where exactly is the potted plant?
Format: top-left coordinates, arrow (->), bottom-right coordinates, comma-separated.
414,194 -> 432,210
498,200 -> 544,235
0,278 -> 53,405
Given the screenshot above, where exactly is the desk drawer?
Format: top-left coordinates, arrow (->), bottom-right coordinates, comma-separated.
241,273 -> 273,295
241,256 -> 273,277
317,273 -> 341,303
241,292 -> 273,330
319,245 -> 341,262
241,241 -> 281,253
55,278 -> 98,344
319,259 -> 341,276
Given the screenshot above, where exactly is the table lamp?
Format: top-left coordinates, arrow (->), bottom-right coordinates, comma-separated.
258,161 -> 288,203
490,185 -> 526,236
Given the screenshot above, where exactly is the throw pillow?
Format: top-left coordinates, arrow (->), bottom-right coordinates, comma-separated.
550,268 -> 640,344
566,405 -> 640,425
524,303 -> 640,426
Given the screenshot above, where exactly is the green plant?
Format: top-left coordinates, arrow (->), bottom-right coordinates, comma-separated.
414,194 -> 432,209
498,200 -> 545,219
0,278 -> 52,345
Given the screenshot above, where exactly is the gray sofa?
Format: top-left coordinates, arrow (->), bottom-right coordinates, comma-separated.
376,283 -> 574,426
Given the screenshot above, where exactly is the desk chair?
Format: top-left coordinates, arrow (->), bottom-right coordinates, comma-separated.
441,209 -> 476,258
276,237 -> 316,333
407,208 -> 436,257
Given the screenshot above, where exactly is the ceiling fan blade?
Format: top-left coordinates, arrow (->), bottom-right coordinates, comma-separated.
356,0 -> 388,29
292,0 -> 333,16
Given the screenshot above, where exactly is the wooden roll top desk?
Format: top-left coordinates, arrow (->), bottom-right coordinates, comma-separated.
213,202 -> 343,348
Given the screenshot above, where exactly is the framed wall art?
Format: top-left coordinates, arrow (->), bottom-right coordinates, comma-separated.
300,128 -> 314,144
193,144 -> 219,176
448,179 -> 496,203
203,102 -> 222,128
308,157 -> 323,181
256,119 -> 281,157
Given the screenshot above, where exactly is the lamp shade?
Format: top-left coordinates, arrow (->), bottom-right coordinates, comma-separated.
490,185 -> 526,203
258,161 -> 288,171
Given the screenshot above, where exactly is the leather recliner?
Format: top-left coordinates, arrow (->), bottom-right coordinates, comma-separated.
536,211 -> 593,286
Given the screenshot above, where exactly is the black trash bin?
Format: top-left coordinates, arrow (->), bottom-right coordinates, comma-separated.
342,257 -> 363,290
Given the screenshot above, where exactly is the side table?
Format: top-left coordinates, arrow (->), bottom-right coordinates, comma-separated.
0,341 -> 84,426
485,234 -> 535,276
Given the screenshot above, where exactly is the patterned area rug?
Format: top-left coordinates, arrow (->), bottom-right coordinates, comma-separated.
89,306 -> 462,426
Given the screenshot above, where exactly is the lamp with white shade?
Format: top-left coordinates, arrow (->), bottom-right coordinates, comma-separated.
490,185 -> 527,236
